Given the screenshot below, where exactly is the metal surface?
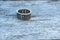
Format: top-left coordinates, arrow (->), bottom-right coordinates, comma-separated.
17,9 -> 31,20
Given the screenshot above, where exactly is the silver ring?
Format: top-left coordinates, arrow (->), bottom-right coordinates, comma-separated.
17,9 -> 31,20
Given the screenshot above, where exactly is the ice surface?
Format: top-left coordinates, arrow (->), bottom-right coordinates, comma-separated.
0,1 -> 60,40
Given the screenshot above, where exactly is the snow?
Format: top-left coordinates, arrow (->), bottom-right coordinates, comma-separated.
0,1 -> 60,40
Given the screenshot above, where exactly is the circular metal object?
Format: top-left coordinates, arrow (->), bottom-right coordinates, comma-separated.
17,9 -> 31,20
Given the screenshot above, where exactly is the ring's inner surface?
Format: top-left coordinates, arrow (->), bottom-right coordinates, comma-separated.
18,9 -> 30,13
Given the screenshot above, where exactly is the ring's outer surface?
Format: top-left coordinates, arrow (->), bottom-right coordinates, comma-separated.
17,9 -> 31,20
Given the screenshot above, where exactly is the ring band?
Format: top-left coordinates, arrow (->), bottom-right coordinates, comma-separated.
17,9 -> 31,20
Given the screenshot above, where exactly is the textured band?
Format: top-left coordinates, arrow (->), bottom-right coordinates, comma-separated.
17,9 -> 31,20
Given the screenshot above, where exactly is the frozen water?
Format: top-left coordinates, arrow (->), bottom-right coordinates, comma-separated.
0,1 -> 60,40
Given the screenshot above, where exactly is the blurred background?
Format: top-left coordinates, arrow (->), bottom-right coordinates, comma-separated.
0,0 -> 58,1
0,0 -> 56,1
